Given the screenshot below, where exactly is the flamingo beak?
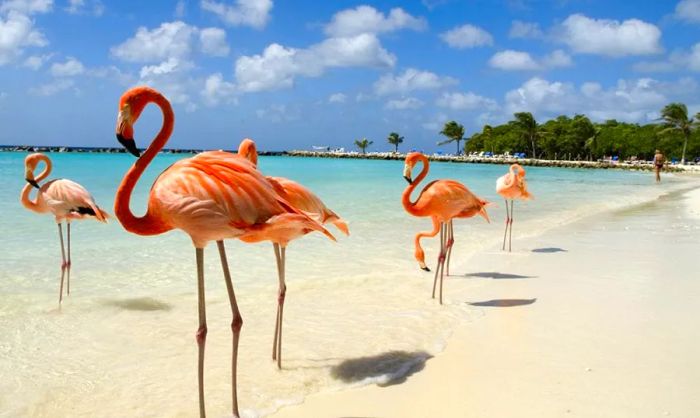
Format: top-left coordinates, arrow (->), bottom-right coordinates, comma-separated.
117,133 -> 140,157
25,178 -> 40,189
116,105 -> 140,157
403,164 -> 412,184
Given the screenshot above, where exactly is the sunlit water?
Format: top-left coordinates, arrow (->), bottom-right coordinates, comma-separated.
1,152 -> 697,417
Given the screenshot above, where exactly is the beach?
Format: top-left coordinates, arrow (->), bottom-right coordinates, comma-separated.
2,153 -> 699,417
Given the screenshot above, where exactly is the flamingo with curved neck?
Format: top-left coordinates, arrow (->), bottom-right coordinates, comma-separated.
402,152 -> 490,304
496,163 -> 532,252
20,152 -> 108,303
113,87 -> 334,418
236,137 -> 348,368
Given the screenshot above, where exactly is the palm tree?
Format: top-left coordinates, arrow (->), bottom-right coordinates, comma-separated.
585,127 -> 601,161
354,138 -> 373,154
659,103 -> 694,164
510,112 -> 546,159
387,132 -> 404,153
438,121 -> 465,155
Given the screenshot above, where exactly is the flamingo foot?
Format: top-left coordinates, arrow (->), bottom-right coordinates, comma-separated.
419,261 -> 430,272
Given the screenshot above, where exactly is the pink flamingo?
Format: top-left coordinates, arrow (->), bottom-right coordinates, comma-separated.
113,87 -> 334,418
20,153 -> 108,303
496,163 -> 532,252
237,138 -> 348,368
402,152 -> 490,303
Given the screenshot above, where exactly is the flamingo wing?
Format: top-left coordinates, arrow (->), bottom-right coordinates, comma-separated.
42,179 -> 108,222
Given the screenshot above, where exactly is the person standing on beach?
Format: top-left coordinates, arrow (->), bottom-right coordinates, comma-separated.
653,150 -> 665,183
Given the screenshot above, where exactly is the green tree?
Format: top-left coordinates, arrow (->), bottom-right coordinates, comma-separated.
354,138 -> 373,154
510,112 -> 546,158
659,103 -> 694,164
387,132 -> 404,153
438,121 -> 466,155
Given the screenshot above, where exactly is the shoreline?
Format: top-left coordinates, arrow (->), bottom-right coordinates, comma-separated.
3,145 -> 697,172
271,184 -> 700,418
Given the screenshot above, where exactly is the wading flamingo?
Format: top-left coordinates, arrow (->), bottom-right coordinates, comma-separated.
20,153 -> 108,303
113,87 -> 334,418
237,138 -> 348,368
402,152 -> 490,304
496,163 -> 532,252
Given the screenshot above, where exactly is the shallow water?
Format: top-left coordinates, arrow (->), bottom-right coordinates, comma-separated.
0,152 -> 696,417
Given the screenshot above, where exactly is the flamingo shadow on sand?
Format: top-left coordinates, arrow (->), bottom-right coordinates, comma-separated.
331,350 -> 432,387
532,247 -> 567,253
104,297 -> 173,311
463,272 -> 535,279
468,298 -> 537,307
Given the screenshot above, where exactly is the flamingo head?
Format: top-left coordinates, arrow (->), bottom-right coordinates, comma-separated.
116,87 -> 158,157
238,138 -> 258,167
403,152 -> 424,184
24,153 -> 48,188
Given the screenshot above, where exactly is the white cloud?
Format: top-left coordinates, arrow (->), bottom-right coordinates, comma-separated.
373,68 -> 457,96
0,11 -> 48,65
440,24 -> 493,49
675,0 -> 700,23
634,43 -> 700,73
328,92 -> 346,104
324,5 -> 426,37
489,49 -> 572,71
235,33 -> 395,92
111,21 -> 196,62
202,72 -> 236,106
50,57 -> 84,76
65,0 -> 104,16
436,91 -> 498,111
385,97 -> 424,110
557,14 -> 662,57
29,78 -> 75,96
505,77 -> 576,115
22,52 -> 51,69
175,0 -> 186,17
138,57 -> 189,79
422,112 -> 448,131
200,0 -> 272,29
0,0 -> 52,14
199,27 -> 229,56
509,20 -> 543,39
489,50 -> 539,70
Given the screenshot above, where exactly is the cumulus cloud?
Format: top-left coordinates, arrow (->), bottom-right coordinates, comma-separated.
373,68 -> 457,96
324,5 -> 426,37
509,20 -> 543,39
22,53 -> 51,69
235,33 -> 395,92
201,0 -> 272,29
675,0 -> 700,23
436,91 -> 498,111
29,78 -> 75,96
111,21 -> 197,62
634,42 -> 700,73
385,97 -> 424,110
199,27 -> 229,56
489,49 -> 572,71
556,14 -> 662,57
440,24 -> 493,49
0,11 -> 48,65
50,57 -> 84,76
65,0 -> 104,16
0,0 -> 52,14
328,92 -> 346,104
202,72 -> 237,106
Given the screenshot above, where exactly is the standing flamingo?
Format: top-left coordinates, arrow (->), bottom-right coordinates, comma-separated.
496,163 -> 532,252
20,152 -> 108,303
113,87 -> 334,418
237,138 -> 348,368
402,152 -> 490,304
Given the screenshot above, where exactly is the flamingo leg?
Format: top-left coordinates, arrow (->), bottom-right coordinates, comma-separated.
502,198 -> 510,251
445,220 -> 454,276
66,222 -> 71,295
439,222 -> 447,305
57,223 -> 67,304
509,200 -> 514,252
195,248 -> 208,418
275,246 -> 287,369
272,244 -> 281,361
432,222 -> 446,301
217,241 -> 242,418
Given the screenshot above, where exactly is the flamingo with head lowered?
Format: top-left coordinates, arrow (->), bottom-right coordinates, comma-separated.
496,163 -> 532,252
402,152 -> 490,304
113,87 -> 334,418
20,152 -> 109,303
237,138 -> 348,368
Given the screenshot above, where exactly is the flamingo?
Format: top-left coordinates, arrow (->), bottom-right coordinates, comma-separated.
20,152 -> 108,303
113,86 -> 334,418
496,163 -> 532,252
402,152 -> 490,304
237,138 -> 348,368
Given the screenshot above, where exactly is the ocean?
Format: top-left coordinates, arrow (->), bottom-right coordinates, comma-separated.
1,152 -> 696,417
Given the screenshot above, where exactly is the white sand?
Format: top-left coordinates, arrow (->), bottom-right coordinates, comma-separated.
271,186 -> 700,418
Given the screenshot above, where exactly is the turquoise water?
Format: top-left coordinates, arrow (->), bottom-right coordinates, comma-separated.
1,152 -> 696,417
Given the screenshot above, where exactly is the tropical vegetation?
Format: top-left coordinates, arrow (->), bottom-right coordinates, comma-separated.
387,132 -> 404,153
354,138 -> 373,154
438,121 -> 465,155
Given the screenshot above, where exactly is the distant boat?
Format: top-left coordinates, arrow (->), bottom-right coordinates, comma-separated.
312,146 -> 330,151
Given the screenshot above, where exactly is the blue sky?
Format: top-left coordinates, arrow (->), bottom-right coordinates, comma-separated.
1,0 -> 700,152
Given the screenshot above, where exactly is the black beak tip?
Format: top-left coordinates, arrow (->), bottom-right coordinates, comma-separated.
404,176 -> 412,184
26,178 -> 40,189
116,133 -> 141,157
421,266 -> 431,272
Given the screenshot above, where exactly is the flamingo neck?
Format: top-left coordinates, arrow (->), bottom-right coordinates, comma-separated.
402,155 -> 429,216
114,93 -> 174,236
20,154 -> 52,213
